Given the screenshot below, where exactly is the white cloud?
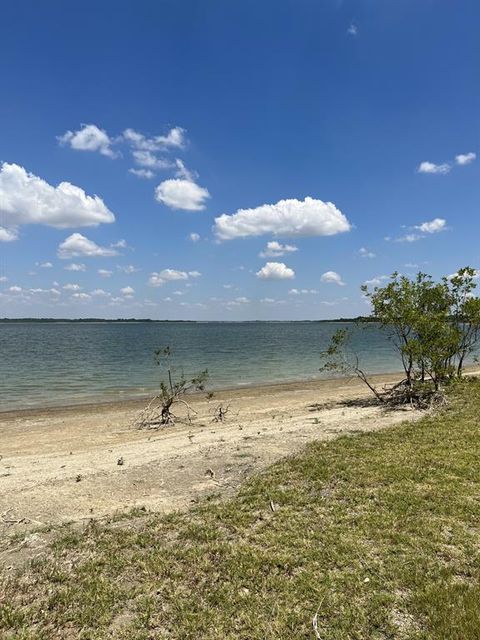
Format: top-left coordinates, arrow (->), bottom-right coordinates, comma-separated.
111,239 -> 127,249
63,283 -> 82,291
91,289 -> 110,296
65,263 -> 86,272
455,152 -> 476,166
123,126 -> 186,151
128,168 -> 155,179
98,269 -> 113,277
417,161 -> 451,175
395,233 -> 422,243
117,264 -> 140,274
214,197 -> 351,240
347,23 -> 358,35
363,275 -> 389,287
38,262 -> 53,268
58,124 -> 117,158
256,262 -> 295,280
156,127 -> 186,149
0,163 -> 115,239
58,233 -> 118,258
0,276 -> 7,282
394,218 -> 447,242
189,232 -> 200,242
155,178 -> 210,211
0,227 -> 18,242
132,150 -> 173,170
289,288 -> 317,295
359,247 -> 375,258
259,241 -> 298,258
148,268 -> 199,287
414,218 -> 446,234
120,286 -> 135,296
321,271 -> 345,286
159,269 -> 188,281
71,292 -> 91,300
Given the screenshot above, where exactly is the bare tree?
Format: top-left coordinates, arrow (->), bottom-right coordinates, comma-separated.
136,347 -> 209,428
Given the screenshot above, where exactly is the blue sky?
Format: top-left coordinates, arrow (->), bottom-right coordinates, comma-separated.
0,0 -> 479,320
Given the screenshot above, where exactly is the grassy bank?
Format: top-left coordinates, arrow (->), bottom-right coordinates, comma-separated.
2,381 -> 480,639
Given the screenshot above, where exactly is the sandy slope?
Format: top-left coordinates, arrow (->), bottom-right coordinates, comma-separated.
0,372 -> 425,544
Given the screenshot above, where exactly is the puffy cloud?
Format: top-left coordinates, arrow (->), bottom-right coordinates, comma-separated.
57,124 -> 117,158
63,283 -> 82,291
38,262 -> 53,268
189,232 -> 200,242
91,288 -> 110,296
159,269 -> 188,281
156,127 -> 186,149
123,127 -> 186,173
131,150 -> 173,170
58,233 -> 118,258
0,227 -> 18,242
455,152 -> 476,166
320,271 -> 345,286
128,168 -> 155,179
414,218 -> 446,234
0,163 -> 115,238
347,23 -> 358,35
417,161 -> 451,175
120,286 -> 135,296
71,292 -> 91,300
155,178 -> 210,211
214,197 -> 351,241
259,241 -> 298,258
123,126 -> 186,151
394,218 -> 447,242
65,263 -> 86,272
359,247 -> 375,258
363,275 -> 389,287
98,269 -> 113,277
148,268 -> 200,287
256,262 -> 295,280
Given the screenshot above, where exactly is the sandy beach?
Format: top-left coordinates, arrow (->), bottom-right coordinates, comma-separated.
0,371 -> 429,544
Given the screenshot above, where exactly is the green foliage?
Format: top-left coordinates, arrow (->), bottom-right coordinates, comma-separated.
361,266 -> 480,389
321,267 -> 480,403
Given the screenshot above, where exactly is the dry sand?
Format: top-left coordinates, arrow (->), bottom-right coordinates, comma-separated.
0,372 -> 425,548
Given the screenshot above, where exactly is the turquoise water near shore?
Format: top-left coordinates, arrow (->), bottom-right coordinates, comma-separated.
0,321 -> 401,411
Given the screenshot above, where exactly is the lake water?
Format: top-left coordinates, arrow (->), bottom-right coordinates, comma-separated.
0,321 -> 401,411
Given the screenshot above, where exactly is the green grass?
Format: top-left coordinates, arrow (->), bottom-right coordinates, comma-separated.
2,380 -> 480,639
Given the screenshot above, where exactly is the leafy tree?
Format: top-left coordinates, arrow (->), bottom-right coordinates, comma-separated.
321,267 -> 480,406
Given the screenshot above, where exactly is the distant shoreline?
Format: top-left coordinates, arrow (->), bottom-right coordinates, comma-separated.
0,317 -> 377,324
